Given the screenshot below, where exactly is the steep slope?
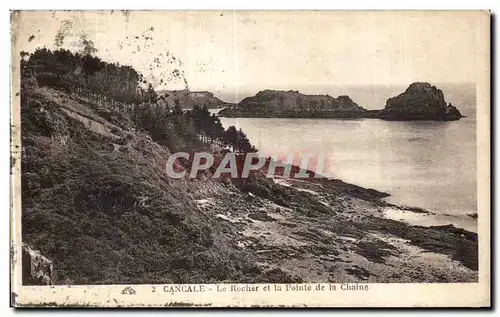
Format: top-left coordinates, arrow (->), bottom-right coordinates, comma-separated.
21,87 -> 267,284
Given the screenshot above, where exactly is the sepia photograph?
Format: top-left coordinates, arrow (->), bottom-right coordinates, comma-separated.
10,10 -> 490,307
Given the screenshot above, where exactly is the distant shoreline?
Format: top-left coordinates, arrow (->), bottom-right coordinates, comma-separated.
217,83 -> 465,121
211,82 -> 476,105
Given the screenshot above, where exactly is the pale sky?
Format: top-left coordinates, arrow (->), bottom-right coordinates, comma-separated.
13,11 -> 486,102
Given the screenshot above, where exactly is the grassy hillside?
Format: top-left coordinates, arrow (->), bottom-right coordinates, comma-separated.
22,87 -> 259,284
20,49 -> 268,284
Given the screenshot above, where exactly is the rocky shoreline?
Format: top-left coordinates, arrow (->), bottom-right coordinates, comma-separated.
192,166 -> 478,283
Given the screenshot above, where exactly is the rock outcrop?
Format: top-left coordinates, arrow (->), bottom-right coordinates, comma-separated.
218,90 -> 367,118
157,89 -> 234,109
379,82 -> 463,121
22,244 -> 53,285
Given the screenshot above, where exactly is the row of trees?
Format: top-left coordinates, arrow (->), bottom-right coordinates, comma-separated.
22,48 -> 153,105
21,48 -> 257,154
190,105 -> 256,153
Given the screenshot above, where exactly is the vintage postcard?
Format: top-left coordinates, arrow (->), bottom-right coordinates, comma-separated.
10,10 -> 490,307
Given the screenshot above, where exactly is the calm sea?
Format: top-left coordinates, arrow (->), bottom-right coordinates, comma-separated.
213,85 -> 477,231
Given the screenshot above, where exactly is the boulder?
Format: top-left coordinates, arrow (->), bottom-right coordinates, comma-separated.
22,244 -> 53,285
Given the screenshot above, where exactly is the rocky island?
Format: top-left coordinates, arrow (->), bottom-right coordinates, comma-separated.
218,82 -> 463,121
218,90 -> 367,118
378,82 -> 463,121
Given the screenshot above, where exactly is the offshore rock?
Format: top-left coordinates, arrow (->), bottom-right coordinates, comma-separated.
379,82 -> 463,121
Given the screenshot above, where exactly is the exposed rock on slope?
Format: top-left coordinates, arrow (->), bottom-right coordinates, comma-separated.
218,90 -> 367,118
379,82 -> 463,121
22,244 -> 53,285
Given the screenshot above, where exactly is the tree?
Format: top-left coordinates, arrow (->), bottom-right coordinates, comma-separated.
20,48 -> 257,154
173,99 -> 183,115
236,129 -> 257,153
223,126 -> 238,151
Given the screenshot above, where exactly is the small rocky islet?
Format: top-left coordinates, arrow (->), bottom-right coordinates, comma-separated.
218,82 -> 464,121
